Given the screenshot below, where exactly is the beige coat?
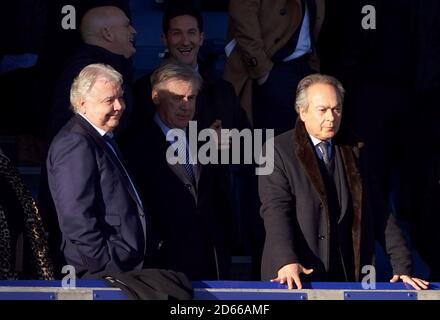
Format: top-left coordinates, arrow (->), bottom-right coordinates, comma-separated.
224,0 -> 325,123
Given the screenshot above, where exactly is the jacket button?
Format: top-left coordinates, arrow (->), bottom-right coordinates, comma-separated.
279,8 -> 287,15
318,235 -> 325,240
185,184 -> 192,190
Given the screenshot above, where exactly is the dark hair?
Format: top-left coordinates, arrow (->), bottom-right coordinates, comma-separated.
162,3 -> 204,34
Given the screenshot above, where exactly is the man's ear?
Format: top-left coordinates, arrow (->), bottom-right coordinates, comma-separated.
78,98 -> 87,114
160,33 -> 168,47
299,108 -> 306,122
199,31 -> 205,46
152,89 -> 160,105
101,26 -> 113,42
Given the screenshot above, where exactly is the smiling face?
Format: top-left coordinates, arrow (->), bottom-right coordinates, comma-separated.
108,9 -> 137,58
79,77 -> 125,132
153,78 -> 197,129
162,15 -> 204,68
299,83 -> 342,141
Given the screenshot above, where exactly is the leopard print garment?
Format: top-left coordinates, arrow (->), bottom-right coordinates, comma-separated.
0,155 -> 54,280
0,204 -> 14,279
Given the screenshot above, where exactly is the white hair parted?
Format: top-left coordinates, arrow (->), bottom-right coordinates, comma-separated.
70,63 -> 123,112
294,73 -> 345,114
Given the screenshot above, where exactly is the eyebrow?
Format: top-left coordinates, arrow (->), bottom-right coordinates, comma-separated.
100,96 -> 116,102
100,91 -> 124,103
317,104 -> 341,109
169,92 -> 184,98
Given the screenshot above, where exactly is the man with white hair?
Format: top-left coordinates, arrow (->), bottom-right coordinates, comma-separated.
40,6 -> 137,274
49,5 -> 136,139
260,73 -> 429,290
47,63 -> 148,277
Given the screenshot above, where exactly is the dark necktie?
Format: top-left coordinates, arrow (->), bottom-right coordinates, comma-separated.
104,133 -> 144,210
318,140 -> 335,175
318,141 -> 330,165
172,136 -> 195,183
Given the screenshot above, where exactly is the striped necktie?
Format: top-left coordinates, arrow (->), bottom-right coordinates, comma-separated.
172,136 -> 195,183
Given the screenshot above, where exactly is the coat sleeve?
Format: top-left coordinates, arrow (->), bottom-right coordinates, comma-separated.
361,150 -> 412,276
381,211 -> 412,276
47,133 -> 110,273
259,141 -> 300,275
228,0 -> 273,79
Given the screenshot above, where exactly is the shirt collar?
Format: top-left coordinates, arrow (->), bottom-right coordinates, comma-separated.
309,134 -> 332,147
154,113 -> 172,137
78,113 -> 109,137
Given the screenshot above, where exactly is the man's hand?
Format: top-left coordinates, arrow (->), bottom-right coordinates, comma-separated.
271,263 -> 314,289
390,275 -> 429,290
209,119 -> 231,150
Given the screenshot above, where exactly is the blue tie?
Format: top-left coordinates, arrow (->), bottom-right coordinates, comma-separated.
317,141 -> 334,175
104,133 -> 144,210
318,141 -> 331,165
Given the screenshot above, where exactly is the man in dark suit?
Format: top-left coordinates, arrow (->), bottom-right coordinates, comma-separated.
49,5 -> 136,139
40,6 -> 137,275
47,64 -> 148,277
122,62 -> 232,281
259,74 -> 429,290
131,4 -> 259,278
132,3 -> 247,132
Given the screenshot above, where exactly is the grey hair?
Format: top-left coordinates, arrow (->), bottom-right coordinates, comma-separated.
294,73 -> 345,114
150,61 -> 203,93
70,63 -> 123,112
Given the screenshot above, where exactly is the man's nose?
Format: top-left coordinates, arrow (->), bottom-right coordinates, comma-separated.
114,97 -> 125,111
130,25 -> 136,35
326,109 -> 335,121
182,34 -> 190,45
181,97 -> 193,109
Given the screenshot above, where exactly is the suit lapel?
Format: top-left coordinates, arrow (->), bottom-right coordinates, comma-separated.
333,146 -> 349,223
339,143 -> 363,280
151,122 -> 199,202
74,115 -> 145,212
295,120 -> 365,279
294,121 -> 328,204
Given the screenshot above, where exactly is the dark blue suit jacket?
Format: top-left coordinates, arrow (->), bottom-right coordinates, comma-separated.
47,114 -> 147,277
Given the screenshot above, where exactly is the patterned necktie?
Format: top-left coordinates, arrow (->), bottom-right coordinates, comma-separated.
318,141 -> 330,165
172,136 -> 195,183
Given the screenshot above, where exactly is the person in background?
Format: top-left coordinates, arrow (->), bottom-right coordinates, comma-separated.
0,148 -> 54,280
122,62 -> 232,280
